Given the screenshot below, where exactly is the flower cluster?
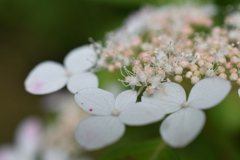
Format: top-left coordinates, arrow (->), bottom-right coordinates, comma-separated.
23,3 -> 239,153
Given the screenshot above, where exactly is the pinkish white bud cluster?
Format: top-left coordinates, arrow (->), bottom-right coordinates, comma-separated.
92,4 -> 240,93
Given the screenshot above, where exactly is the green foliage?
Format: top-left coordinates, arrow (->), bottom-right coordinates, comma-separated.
98,139 -> 181,160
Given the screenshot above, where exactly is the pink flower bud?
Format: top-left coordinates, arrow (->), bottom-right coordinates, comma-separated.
108,65 -> 115,72
146,86 -> 154,94
174,75 -> 183,83
190,64 -> 198,72
230,68 -> 237,74
219,73 -> 227,79
218,57 -> 226,64
191,76 -> 200,84
140,52 -> 151,63
230,56 -> 238,64
230,73 -> 238,81
174,66 -> 183,74
208,56 -> 215,63
206,62 -> 213,69
180,60 -> 189,68
217,66 -> 225,73
198,60 -> 205,67
225,62 -> 233,69
186,71 -> 193,78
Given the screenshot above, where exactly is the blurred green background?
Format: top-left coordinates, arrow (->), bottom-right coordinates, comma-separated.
0,0 -> 240,159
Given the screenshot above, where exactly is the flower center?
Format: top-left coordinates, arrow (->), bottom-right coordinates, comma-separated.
111,108 -> 120,116
65,71 -> 72,77
181,101 -> 189,108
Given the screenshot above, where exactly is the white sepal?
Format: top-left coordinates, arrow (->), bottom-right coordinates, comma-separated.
142,82 -> 186,113
160,107 -> 205,148
188,78 -> 231,109
74,88 -> 115,115
24,61 -> 67,95
119,102 -> 166,126
115,90 -> 137,111
67,72 -> 98,94
75,116 -> 125,151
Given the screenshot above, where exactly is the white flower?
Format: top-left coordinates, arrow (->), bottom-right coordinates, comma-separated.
24,45 -> 98,94
74,89 -> 165,150
142,77 -> 231,147
0,117 -> 42,160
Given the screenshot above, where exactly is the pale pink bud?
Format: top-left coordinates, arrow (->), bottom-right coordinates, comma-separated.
174,75 -> 183,83
145,67 -> 154,75
218,57 -> 226,64
217,66 -> 225,73
186,71 -> 193,78
237,78 -> 240,85
198,60 -> 205,67
199,67 -> 206,75
115,62 -> 122,68
206,62 -> 213,69
190,64 -> 198,72
132,66 -> 141,73
193,71 -> 201,77
180,60 -> 189,68
140,52 -> 151,63
191,76 -> 200,84
108,65 -> 115,72
123,50 -> 133,56
133,60 -> 141,65
237,63 -> 240,68
174,66 -> 183,74
230,68 -> 237,74
219,73 -> 227,79
230,73 -> 238,81
132,37 -> 142,46
208,56 -> 215,63
230,56 -> 238,64
146,86 -> 154,94
225,62 -> 233,69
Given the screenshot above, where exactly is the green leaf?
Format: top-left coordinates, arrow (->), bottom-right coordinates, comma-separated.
98,139 -> 181,160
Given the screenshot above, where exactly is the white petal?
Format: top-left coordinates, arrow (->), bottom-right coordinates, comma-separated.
67,72 -> 98,94
188,78 -> 231,109
15,117 -> 42,155
119,102 -> 166,126
75,116 -> 125,150
74,88 -> 115,115
142,82 -> 186,113
42,147 -> 69,160
115,90 -> 137,111
24,61 -> 67,95
0,146 -> 16,160
160,107 -> 206,148
64,45 -> 97,73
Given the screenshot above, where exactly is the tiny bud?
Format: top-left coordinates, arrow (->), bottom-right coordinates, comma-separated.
237,78 -> 240,85
219,73 -> 227,79
230,56 -> 238,64
146,86 -> 154,94
140,52 -> 151,63
218,57 -> 227,64
199,67 -> 206,75
115,62 -> 122,68
230,73 -> 238,81
217,66 -> 225,73
230,68 -> 237,74
180,60 -> 189,68
145,67 -> 154,75
108,65 -> 115,72
206,62 -> 213,69
198,60 -> 205,67
186,71 -> 193,78
191,76 -> 200,84
208,56 -> 215,63
174,66 -> 183,74
193,71 -> 201,77
225,62 -> 233,69
190,64 -> 198,72
174,75 -> 183,83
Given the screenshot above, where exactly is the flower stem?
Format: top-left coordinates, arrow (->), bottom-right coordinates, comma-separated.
137,85 -> 145,96
149,141 -> 165,160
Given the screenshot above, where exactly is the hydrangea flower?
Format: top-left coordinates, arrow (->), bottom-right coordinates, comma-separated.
24,45 -> 98,94
142,78 -> 231,147
74,88 -> 165,150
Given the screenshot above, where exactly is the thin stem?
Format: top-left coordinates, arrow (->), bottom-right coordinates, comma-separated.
149,141 -> 165,160
137,85 -> 145,96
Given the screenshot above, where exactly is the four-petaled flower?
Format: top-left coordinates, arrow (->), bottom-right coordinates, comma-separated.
24,45 -> 98,94
142,78 -> 231,147
74,88 -> 165,150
